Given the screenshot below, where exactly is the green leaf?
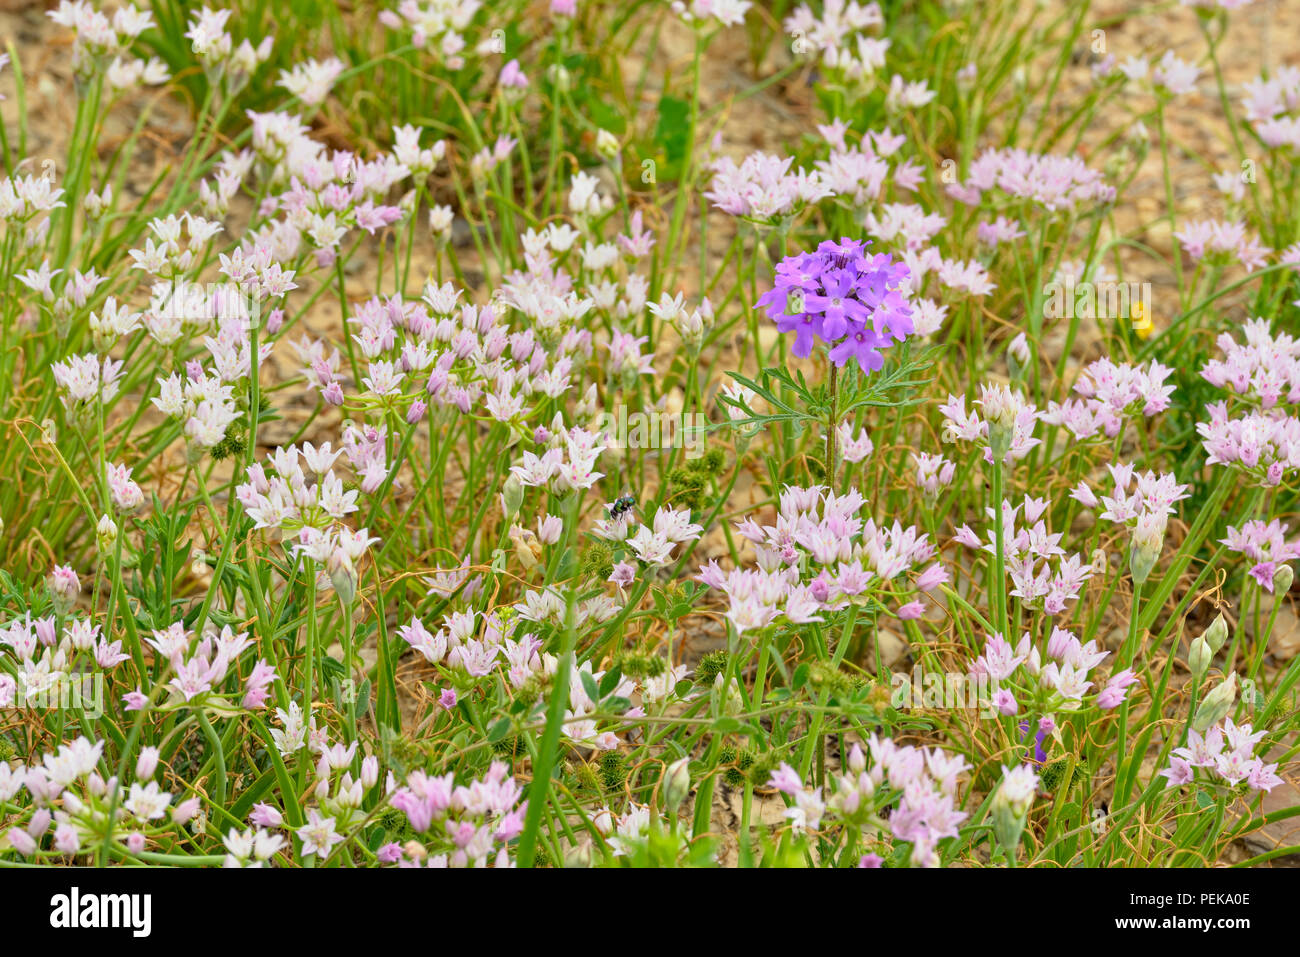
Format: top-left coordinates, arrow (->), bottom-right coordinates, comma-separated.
487,717 -> 513,744
581,671 -> 600,704
598,665 -> 624,698
652,94 -> 690,179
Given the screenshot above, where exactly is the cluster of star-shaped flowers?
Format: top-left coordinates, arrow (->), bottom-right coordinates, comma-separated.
145,247 -> 295,456
769,734 -> 969,868
2,735 -> 204,860
235,442 -> 379,594
757,237 -> 915,374
387,761 -> 527,867
1043,358 -> 1176,441
1197,400 -> 1300,487
814,124 -> 922,205
1201,319 -> 1300,409
1073,462 -> 1190,526
699,484 -> 945,634
970,627 -> 1137,716
52,354 -> 123,428
592,505 -> 702,566
505,208 -> 664,376
1220,518 -> 1300,592
0,610 -> 133,711
672,0 -> 751,29
378,0 -> 485,69
947,146 -> 1115,212
913,451 -> 955,504
242,718 -> 383,862
183,5 -> 272,91
126,212 -> 225,279
145,621 -> 274,709
277,57 -> 345,109
46,0 -> 169,87
1239,65 -> 1300,152
940,383 -> 1042,465
1160,717 -> 1284,793
0,170 -> 66,227
705,151 -> 833,225
1112,49 -> 1201,97
512,586 -> 620,633
1175,219 -> 1272,272
954,495 -> 1092,617
509,425 -> 608,494
240,111 -> 408,267
308,275 -> 585,443
784,0 -> 887,86
1071,462 -> 1190,556
398,608 -> 521,679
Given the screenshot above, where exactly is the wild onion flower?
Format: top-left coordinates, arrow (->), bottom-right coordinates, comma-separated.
1160,717 -> 1283,792
1197,402 -> 1300,486
940,385 -> 1041,465
278,57 -> 345,109
1201,319 -> 1300,407
672,0 -> 751,29
1220,519 -> 1300,591
770,737 -> 969,866
757,237 -> 914,372
1043,358 -> 1176,440
705,151 -> 831,225
700,485 -> 941,631
785,0 -> 887,86
971,626 -> 1130,713
954,495 -> 1091,616
1175,218 -> 1271,271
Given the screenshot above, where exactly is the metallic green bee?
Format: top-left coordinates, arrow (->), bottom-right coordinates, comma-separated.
607,494 -> 637,521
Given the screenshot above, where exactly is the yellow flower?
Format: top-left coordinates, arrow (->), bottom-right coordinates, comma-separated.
1130,300 -> 1153,340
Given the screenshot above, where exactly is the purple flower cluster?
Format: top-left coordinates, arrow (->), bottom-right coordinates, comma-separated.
757,238 -> 914,373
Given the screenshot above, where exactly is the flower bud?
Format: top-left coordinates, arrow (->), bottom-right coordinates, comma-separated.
1192,671 -> 1237,732
1274,564 -> 1294,595
1188,635 -> 1211,681
662,757 -> 691,813
1007,332 -> 1031,379
563,842 -> 594,868
547,63 -> 571,92
595,129 -> 620,161
361,755 -> 379,789
327,548 -> 357,606
171,796 -> 201,825
501,473 -> 524,521
47,565 -> 80,616
96,515 -> 118,555
1203,613 -> 1229,654
991,765 -> 1038,854
135,746 -> 160,780
6,827 -> 36,857
1128,512 -> 1166,585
